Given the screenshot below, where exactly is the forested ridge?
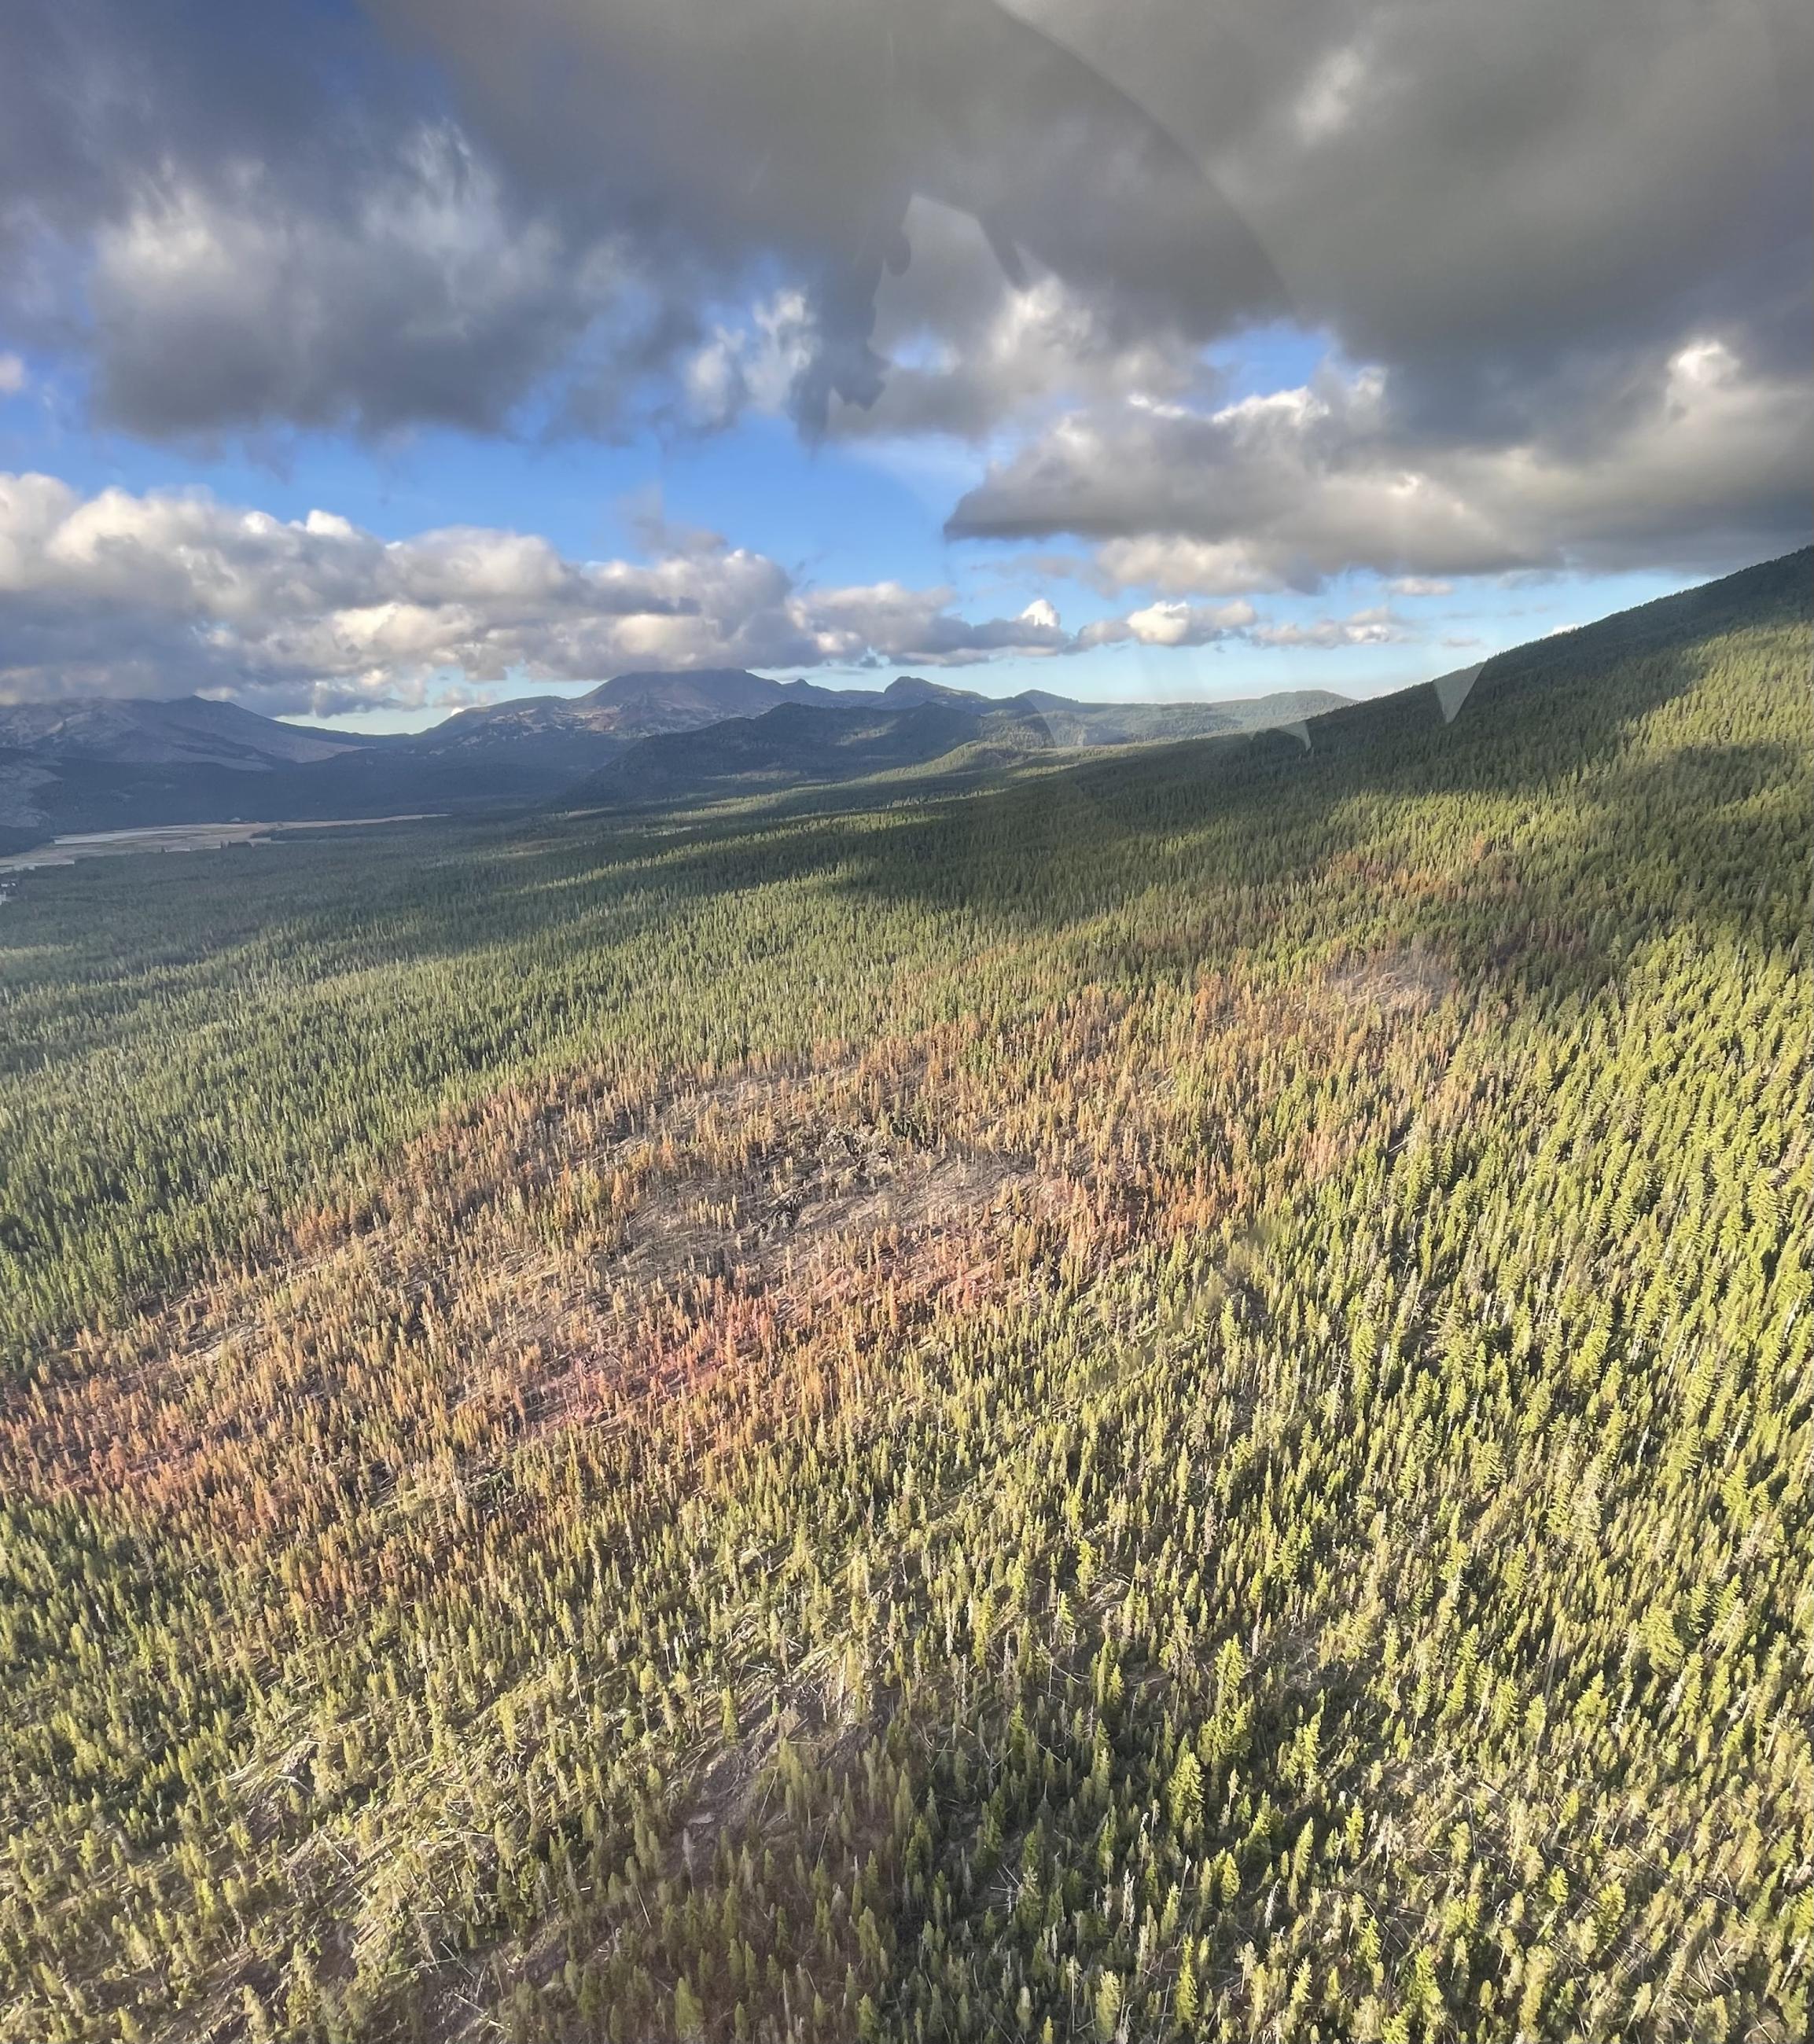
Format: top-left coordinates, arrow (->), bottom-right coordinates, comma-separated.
0,550 -> 1808,2042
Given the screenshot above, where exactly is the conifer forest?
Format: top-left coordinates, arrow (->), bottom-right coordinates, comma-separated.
1,553 -> 1809,2042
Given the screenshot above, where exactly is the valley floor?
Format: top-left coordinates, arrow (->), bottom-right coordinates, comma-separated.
0,556 -> 1808,2042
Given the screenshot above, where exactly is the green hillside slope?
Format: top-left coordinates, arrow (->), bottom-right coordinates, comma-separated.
560,689 -> 1352,812
0,551 -> 1808,2042
565,696 -> 1051,806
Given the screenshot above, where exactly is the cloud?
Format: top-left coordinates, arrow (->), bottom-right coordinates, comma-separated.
950,340 -> 1814,584
679,293 -> 819,432
0,354 -> 25,396
375,0 -> 1282,431
1051,0 -> 1808,403
0,472 -> 1085,711
86,131 -> 629,439
0,470 -> 1432,709
0,6 -> 664,442
1249,605 -> 1404,649
1083,597 -> 1258,649
0,0 -> 1279,443
12,2 -> 1793,436
1065,537 -> 1291,598
359,0 -> 1814,447
0,0 -> 1805,588
821,241 -> 1218,444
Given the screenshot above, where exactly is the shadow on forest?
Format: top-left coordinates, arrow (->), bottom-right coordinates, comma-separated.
192,635 -> 1806,1020
5,566 -> 1805,1040
0,563 -> 1802,1374
532,558 -> 1810,1000
811,675 -> 1805,1004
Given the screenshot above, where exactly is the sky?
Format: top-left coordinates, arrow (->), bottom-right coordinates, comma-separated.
0,0 -> 1808,729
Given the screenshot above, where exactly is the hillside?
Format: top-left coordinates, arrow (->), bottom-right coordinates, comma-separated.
1007,687 -> 1349,748
565,696 -> 1054,805
0,673 -> 1344,847
0,674 -> 822,841
416,671 -> 819,762
0,697 -> 409,845
0,550 -> 1808,2043
565,687 -> 1351,809
0,695 -> 376,769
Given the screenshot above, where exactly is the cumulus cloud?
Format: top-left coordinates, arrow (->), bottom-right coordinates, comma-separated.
679,293 -> 819,432
0,470 -> 1427,708
1078,596 -> 1400,653
374,0 -> 1281,432
951,340 -> 1814,584
1250,605 -> 1403,649
0,0 -> 1805,583
87,131 -> 629,439
0,0 -> 1276,443
9,2 -> 1792,429
1082,598 -> 1258,649
0,472 -> 1092,711
820,233 -> 1217,444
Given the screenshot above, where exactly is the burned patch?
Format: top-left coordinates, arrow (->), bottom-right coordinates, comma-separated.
1,1045 -> 1068,1546
609,1108 -> 1039,1288
1323,946 -> 1457,1015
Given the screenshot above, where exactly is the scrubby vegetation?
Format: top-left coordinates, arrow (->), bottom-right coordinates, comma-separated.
1,553 -> 1808,2042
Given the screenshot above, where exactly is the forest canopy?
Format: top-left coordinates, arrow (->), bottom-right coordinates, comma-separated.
0,552 -> 1809,2043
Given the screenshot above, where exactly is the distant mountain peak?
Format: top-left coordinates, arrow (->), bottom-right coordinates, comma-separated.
881,675 -> 984,706
0,693 -> 366,769
579,668 -> 779,710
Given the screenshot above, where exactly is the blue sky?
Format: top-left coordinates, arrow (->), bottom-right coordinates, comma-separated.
0,342 -> 1700,730
1,1 -> 1802,726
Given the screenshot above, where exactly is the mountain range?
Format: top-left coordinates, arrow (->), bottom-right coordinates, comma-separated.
0,671 -> 1348,849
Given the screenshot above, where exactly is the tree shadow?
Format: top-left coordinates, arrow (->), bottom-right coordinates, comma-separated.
811,564 -> 1811,998
13,554 -> 1799,1024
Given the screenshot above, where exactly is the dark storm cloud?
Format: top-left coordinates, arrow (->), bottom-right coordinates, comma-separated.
368,0 -> 1284,430
1023,0 -> 1810,428
0,0 -> 1807,605
2,0 -> 1286,439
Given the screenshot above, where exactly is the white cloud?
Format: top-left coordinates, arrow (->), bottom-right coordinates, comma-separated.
952,340 -> 1813,586
0,469 -> 1441,709
830,252 -> 1216,443
1119,598 -> 1258,648
0,354 -> 26,396
1250,605 -> 1405,649
0,473 -> 1087,711
803,579 -> 1073,666
1087,537 -> 1288,597
1293,44 -> 1373,145
680,292 -> 818,430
